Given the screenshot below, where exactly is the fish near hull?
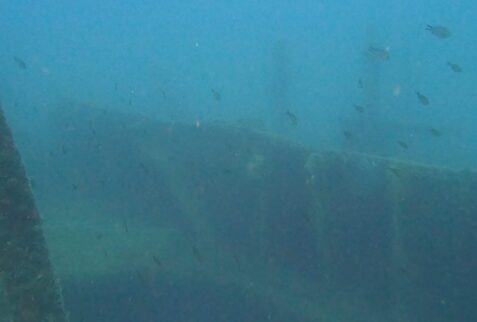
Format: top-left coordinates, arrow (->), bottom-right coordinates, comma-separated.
367,46 -> 390,61
426,25 -> 451,39
416,91 -> 430,106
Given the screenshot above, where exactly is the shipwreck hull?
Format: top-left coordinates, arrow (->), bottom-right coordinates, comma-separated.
3,105 -> 476,322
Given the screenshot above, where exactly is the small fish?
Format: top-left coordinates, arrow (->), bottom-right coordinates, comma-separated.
13,56 -> 27,69
358,78 -> 363,89
285,109 -> 298,126
232,253 -> 241,267
367,46 -> 390,61
416,91 -> 430,106
139,162 -> 150,174
386,166 -> 402,178
398,265 -> 414,278
302,212 -> 313,225
72,183 -> 78,191
222,168 -> 233,174
211,89 -> 221,101
446,62 -> 462,73
342,130 -> 353,140
426,25 -> 451,39
353,104 -> 366,113
152,255 -> 162,268
96,233 -> 103,240
397,141 -> 409,150
122,218 -> 129,233
135,270 -> 147,284
429,128 -> 443,137
160,89 -> 167,100
192,245 -> 203,263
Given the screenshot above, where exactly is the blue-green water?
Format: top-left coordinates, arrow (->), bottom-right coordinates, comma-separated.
1,2 -> 476,322
2,1 -> 477,168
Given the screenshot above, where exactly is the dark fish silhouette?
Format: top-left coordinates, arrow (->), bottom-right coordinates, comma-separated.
122,217 -> 129,233
358,78 -> 363,89
232,253 -> 241,267
416,91 -> 430,106
397,265 -> 418,279
222,168 -> 233,174
386,166 -> 402,178
152,255 -> 162,268
192,245 -> 203,263
398,141 -> 409,150
13,56 -> 27,69
426,25 -> 451,39
139,162 -> 150,174
447,62 -> 462,73
211,89 -> 221,101
353,104 -> 366,113
342,130 -> 353,140
135,270 -> 147,284
367,46 -> 390,61
285,109 -> 298,126
429,128 -> 443,137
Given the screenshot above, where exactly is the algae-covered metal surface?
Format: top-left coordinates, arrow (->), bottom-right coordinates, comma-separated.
0,104 -> 67,322
31,106 -> 477,322
305,151 -> 477,322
